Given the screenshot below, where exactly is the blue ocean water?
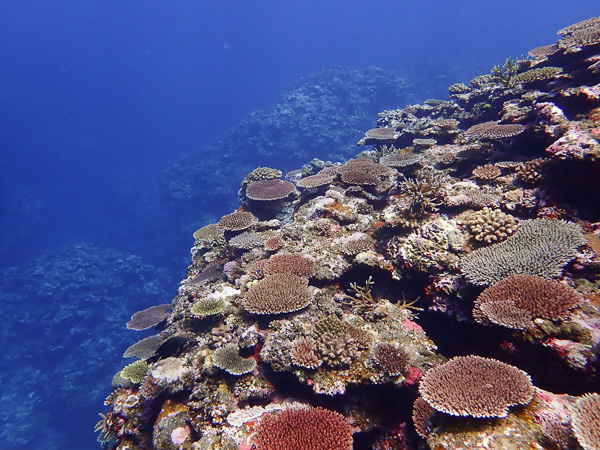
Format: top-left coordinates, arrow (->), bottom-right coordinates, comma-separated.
0,1 -> 598,448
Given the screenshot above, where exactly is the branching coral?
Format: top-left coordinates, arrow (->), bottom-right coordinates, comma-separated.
291,337 -> 322,369
460,207 -> 519,244
371,342 -> 410,376
316,332 -> 357,369
120,360 -> 149,384
398,169 -> 445,216
265,253 -> 315,277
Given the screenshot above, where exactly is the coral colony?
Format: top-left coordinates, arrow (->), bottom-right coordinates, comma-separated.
98,17 -> 600,450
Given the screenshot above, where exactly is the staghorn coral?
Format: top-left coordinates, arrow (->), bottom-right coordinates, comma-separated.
126,304 -> 171,330
371,342 -> 410,376
244,273 -> 312,314
120,360 -> 149,384
460,218 -> 586,285
465,121 -> 525,140
253,407 -> 353,450
246,179 -> 295,201
473,274 -> 583,329
315,332 -> 357,369
398,169 -> 445,216
265,253 -> 315,277
291,336 -> 322,369
217,211 -> 258,231
212,344 -> 256,375
571,393 -> 600,450
459,207 -> 519,244
419,355 -> 534,418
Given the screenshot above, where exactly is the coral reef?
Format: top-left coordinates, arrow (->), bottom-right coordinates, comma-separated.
99,16 -> 600,450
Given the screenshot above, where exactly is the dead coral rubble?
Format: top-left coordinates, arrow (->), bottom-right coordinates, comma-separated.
99,15 -> 600,450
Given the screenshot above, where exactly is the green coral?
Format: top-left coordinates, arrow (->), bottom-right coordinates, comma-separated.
461,218 -> 586,285
191,297 -> 227,316
120,359 -> 148,384
241,167 -> 283,188
212,344 -> 256,375
509,67 -> 563,86
313,315 -> 347,339
490,57 -> 520,85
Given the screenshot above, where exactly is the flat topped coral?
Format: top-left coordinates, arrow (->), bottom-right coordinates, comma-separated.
297,173 -> 335,189
244,273 -> 312,314
473,274 -> 583,329
570,393 -> 600,450
217,211 -> 258,231
419,355 -> 534,418
460,218 -> 586,285
253,407 -> 353,450
265,253 -> 315,277
246,179 -> 295,201
465,121 -> 525,140
212,344 -> 256,375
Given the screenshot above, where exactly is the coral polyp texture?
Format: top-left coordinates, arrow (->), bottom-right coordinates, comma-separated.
253,407 -> 353,450
419,356 -> 534,418
244,273 -> 312,314
571,393 -> 600,450
473,274 -> 583,329
99,15 -> 600,449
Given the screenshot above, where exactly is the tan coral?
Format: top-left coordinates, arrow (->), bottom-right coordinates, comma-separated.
459,207 -> 519,244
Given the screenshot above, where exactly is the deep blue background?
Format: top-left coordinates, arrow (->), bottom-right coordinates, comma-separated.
0,1 -> 598,448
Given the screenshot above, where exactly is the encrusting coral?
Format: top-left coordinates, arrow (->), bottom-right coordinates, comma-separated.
99,15 -> 600,450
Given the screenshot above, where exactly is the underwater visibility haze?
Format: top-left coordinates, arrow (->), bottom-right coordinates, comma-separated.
1,1 -> 600,449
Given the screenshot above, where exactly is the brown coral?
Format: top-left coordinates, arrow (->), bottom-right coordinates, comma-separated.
244,274 -> 312,314
516,158 -> 548,184
465,121 -> 525,140
471,164 -> 501,181
315,332 -> 357,369
253,407 -> 353,450
265,253 -> 315,278
341,232 -> 375,255
340,170 -> 380,186
473,274 -> 583,329
340,158 -> 390,176
364,127 -> 398,140
571,393 -> 600,450
264,235 -> 285,251
419,355 -> 534,418
460,207 -> 519,244
412,397 -> 434,439
217,211 -> 258,231
297,173 -> 335,189
126,304 -> 171,330
291,337 -> 322,369
371,342 -> 410,376
246,179 -> 295,201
